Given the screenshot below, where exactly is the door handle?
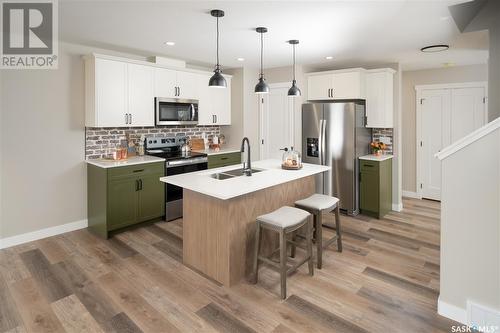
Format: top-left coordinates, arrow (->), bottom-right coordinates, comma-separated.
318,119 -> 323,164
139,179 -> 143,190
125,113 -> 128,124
135,179 -> 140,191
129,113 -> 132,124
322,119 -> 327,164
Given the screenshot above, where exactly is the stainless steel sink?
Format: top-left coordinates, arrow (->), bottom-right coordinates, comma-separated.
210,168 -> 264,180
223,168 -> 264,176
210,173 -> 236,180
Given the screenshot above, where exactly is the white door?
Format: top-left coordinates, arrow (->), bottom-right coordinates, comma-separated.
420,89 -> 450,200
260,84 -> 294,159
154,68 -> 177,98
450,87 -> 486,143
96,58 -> 128,127
307,75 -> 332,100
128,63 -> 154,127
176,71 -> 198,100
419,85 -> 486,200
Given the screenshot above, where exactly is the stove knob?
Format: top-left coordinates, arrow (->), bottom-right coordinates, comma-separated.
154,140 -> 157,143
148,140 -> 152,144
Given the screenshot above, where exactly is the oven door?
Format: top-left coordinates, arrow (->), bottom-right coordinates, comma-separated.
155,98 -> 198,125
164,158 -> 208,221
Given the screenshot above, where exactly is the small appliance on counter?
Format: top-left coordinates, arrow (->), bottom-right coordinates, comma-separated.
145,134 -> 208,221
281,147 -> 302,170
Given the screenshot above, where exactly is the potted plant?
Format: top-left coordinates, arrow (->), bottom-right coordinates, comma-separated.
370,141 -> 386,156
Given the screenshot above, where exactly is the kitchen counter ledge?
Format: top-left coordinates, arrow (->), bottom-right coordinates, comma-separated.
160,159 -> 330,200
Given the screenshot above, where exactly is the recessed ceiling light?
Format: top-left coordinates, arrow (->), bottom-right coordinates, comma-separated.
164,41 -> 175,46
421,44 -> 449,53
237,57 -> 245,62
325,56 -> 333,60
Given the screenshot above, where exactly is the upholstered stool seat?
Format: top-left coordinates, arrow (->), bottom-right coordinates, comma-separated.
252,206 -> 314,299
295,194 -> 342,269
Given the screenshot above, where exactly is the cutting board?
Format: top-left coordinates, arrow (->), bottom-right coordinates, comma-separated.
190,138 -> 205,151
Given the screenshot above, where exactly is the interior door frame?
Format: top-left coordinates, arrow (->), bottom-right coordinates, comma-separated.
259,82 -> 296,159
415,81 -> 488,199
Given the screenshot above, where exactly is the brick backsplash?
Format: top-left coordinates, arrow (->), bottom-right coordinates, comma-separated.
85,125 -> 220,159
371,128 -> 393,154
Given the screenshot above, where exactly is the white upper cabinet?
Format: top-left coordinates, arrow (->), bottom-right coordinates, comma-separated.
85,54 -> 232,127
307,68 -> 365,100
91,58 -> 127,127
197,74 -> 231,125
127,63 -> 154,127
365,68 -> 395,128
154,68 -> 198,99
85,55 -> 155,127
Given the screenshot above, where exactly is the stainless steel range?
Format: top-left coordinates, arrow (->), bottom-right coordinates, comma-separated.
145,134 -> 208,221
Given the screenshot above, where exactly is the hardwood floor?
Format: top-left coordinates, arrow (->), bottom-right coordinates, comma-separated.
0,197 -> 460,332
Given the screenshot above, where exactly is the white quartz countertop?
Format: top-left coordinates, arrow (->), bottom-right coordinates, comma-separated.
192,147 -> 240,156
86,155 -> 165,168
359,154 -> 393,162
160,159 -> 330,200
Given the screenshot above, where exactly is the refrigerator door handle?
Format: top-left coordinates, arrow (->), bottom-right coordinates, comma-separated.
322,119 -> 327,164
318,119 -> 324,165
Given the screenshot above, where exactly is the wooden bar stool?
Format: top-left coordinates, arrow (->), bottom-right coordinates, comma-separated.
295,194 -> 342,269
252,206 -> 314,299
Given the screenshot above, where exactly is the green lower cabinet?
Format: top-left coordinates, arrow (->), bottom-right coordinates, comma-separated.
359,158 -> 392,219
88,162 -> 165,238
208,152 -> 241,169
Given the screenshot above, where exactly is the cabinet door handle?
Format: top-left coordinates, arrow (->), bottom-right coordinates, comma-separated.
135,179 -> 140,191
133,169 -> 144,173
329,88 -> 332,98
215,115 -> 217,123
212,115 -> 215,123
139,179 -> 143,190
178,86 -> 181,96
220,157 -> 228,160
129,113 -> 132,124
125,113 -> 128,124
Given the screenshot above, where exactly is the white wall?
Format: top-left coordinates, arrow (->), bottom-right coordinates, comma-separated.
401,64 -> 488,192
0,42 -> 183,241
439,124 -> 500,320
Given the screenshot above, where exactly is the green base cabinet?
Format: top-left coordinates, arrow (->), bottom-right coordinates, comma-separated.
360,158 -> 392,219
207,152 -> 241,169
88,162 -> 165,238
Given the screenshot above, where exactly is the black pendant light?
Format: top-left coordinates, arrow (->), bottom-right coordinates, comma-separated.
209,9 -> 227,88
287,40 -> 301,96
255,27 -> 269,94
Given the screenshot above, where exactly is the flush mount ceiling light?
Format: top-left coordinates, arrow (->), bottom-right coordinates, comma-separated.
421,44 -> 449,53
255,27 -> 270,94
164,41 -> 175,46
287,40 -> 301,97
208,9 -> 227,88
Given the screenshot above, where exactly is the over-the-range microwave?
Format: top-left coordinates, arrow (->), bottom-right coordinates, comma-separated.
155,97 -> 199,126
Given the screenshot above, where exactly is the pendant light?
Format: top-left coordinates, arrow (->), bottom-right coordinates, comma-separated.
208,9 -> 227,88
287,40 -> 301,96
254,27 -> 269,94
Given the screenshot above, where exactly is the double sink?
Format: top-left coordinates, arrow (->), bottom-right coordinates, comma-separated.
210,168 -> 264,180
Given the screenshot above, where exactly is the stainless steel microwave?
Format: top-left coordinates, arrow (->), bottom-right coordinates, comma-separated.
155,97 -> 199,125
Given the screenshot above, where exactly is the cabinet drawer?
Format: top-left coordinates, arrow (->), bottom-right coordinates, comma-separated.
108,162 -> 164,179
360,160 -> 379,173
208,152 -> 241,169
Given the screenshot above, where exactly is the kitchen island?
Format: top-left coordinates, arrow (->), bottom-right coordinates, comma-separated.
160,159 -> 330,286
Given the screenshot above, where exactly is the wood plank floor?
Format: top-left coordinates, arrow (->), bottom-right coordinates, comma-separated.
0,197 -> 460,332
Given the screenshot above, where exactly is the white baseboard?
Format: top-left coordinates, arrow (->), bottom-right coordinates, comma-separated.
0,219 -> 88,250
402,190 -> 421,199
392,202 -> 403,212
438,296 -> 468,325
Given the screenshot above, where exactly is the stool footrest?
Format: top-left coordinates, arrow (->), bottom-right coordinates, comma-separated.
287,256 -> 312,274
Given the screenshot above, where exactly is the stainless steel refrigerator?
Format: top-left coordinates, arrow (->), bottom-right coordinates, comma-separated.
302,100 -> 371,215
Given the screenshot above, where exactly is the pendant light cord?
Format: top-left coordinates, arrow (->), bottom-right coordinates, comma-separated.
260,32 -> 264,78
292,44 -> 296,82
216,16 -> 220,69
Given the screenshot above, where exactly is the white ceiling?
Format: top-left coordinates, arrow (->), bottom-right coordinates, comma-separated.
59,0 -> 489,71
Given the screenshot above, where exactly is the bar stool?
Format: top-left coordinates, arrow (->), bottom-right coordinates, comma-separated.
252,206 -> 314,299
294,194 -> 342,269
